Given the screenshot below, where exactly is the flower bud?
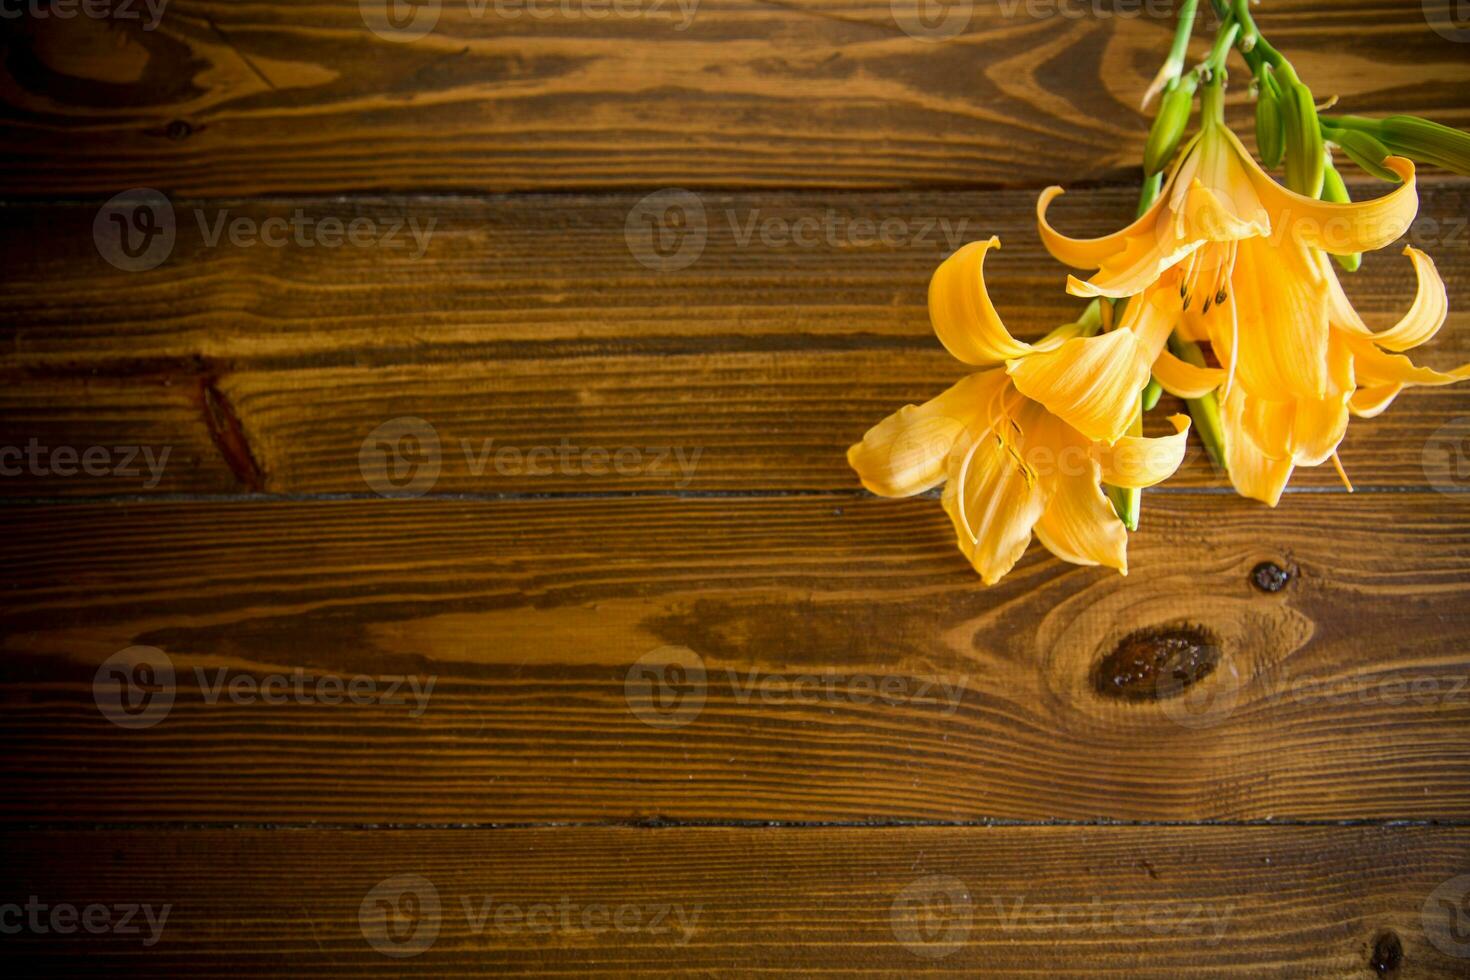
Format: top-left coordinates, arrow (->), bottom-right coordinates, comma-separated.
1321,159 -> 1361,273
1327,126 -> 1400,183
1144,74 -> 1198,177
1280,71 -> 1324,197
1254,72 -> 1285,170
1377,114 -> 1470,176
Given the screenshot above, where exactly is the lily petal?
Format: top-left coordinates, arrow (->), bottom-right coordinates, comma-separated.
929,238 -> 1062,366
1349,338 -> 1470,388
1034,468 -> 1129,574
847,371 -> 1004,498
941,411 -> 1049,585
1349,384 -> 1402,419
1229,238 -> 1331,400
1096,414 -> 1192,489
1241,126 -> 1418,255
1152,348 -> 1225,398
1007,286 -> 1175,444
1066,234 -> 1201,300
1222,387 -> 1294,507
1289,394 -> 1351,467
1037,185 -> 1168,271
1330,246 -> 1448,352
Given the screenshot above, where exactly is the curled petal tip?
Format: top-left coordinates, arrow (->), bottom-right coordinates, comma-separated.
1065,274 -> 1096,298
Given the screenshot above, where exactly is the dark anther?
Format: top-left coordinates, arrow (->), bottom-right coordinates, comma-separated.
1369,931 -> 1403,976
166,120 -> 194,141
1215,288 -> 1228,306
1202,296 -> 1213,314
1250,561 -> 1291,593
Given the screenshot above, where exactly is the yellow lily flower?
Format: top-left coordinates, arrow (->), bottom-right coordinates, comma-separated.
849,243 -> 1192,583
1035,108 -> 1470,504
1219,245 -> 1470,504
928,237 -> 1177,445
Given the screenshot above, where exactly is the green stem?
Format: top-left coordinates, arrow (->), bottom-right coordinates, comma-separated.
1105,395 -> 1145,532
1168,335 -> 1228,470
1230,0 -> 1287,74
1153,0 -> 1201,93
1199,72 -> 1226,125
1203,20 -> 1240,79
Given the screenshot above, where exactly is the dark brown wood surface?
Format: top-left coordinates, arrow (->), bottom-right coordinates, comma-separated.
4,492 -> 1469,825
3,826 -> 1468,976
1,0 -> 1468,195
3,0 -> 1470,975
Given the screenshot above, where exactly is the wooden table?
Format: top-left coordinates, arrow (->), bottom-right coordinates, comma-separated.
3,1 -> 1469,975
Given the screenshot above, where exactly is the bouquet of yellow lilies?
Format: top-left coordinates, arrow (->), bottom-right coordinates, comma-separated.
849,0 -> 1470,585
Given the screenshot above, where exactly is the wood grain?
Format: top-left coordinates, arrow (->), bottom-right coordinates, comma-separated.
4,183 -> 1468,494
1,1 -> 1467,195
4,492 -> 1469,825
4,826 -> 1469,976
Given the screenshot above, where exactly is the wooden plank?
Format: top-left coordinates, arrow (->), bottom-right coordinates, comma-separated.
0,373 -> 241,494
3,826 -> 1468,976
1,1 -> 1467,196
4,183 -> 1468,494
3,492 -> 1468,824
